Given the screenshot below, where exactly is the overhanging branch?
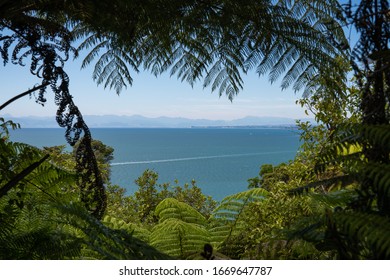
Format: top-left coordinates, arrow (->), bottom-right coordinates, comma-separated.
0,83 -> 49,111
0,154 -> 50,199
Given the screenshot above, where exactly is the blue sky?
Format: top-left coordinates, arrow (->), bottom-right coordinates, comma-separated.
1,55 -> 306,121
0,0 -> 361,122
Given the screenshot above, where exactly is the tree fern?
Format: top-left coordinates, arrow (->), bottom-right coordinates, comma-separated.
0,168 -> 82,259
150,218 -> 210,259
73,25 -> 140,94
150,198 -> 210,259
1,3 -> 112,218
0,130 -> 165,260
71,0 -> 346,100
331,212 -> 390,259
212,188 -> 268,221
56,202 -> 168,260
103,215 -> 151,243
155,197 -> 207,226
210,188 -> 268,249
290,123 -> 390,259
0,131 -> 80,259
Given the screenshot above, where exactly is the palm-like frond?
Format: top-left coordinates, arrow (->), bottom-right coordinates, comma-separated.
71,0 -> 346,100
73,25 -> 140,95
0,144 -> 83,259
57,203 -> 168,260
0,133 -> 166,260
150,218 -> 210,259
250,1 -> 346,96
155,197 -> 207,225
212,188 -> 268,221
150,198 -> 210,258
291,175 -> 357,195
210,188 -> 268,247
332,212 -> 390,259
103,215 -> 150,243
0,216 -> 82,259
291,124 -> 390,259
293,209 -> 390,259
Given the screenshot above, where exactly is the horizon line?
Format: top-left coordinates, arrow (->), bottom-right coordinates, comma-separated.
3,113 -> 312,121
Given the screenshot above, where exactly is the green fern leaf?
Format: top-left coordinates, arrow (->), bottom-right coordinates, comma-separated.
213,188 -> 268,218
334,212 -> 390,259
103,215 -> 151,243
155,198 -> 207,226
210,188 -> 268,247
150,218 -> 210,258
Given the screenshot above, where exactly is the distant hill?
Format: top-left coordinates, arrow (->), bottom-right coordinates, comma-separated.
3,114 -> 312,128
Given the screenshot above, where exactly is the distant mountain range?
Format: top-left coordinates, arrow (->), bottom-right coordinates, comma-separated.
3,114 -> 313,128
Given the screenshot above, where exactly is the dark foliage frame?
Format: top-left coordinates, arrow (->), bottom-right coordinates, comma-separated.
0,14 -> 106,219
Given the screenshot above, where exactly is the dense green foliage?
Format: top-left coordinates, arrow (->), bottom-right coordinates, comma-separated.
1,0 -> 347,222
287,0 -> 390,259
1,0 -> 389,260
0,121 -> 168,259
105,169 -> 216,225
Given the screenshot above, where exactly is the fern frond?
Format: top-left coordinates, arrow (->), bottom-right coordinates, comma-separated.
0,191 -> 82,260
212,188 -> 268,221
210,188 -> 268,248
66,0 -> 346,100
308,189 -> 358,209
75,27 -> 140,95
360,125 -> 390,150
365,163 -> 390,198
103,215 -> 150,243
91,47 -> 137,94
80,38 -> 110,69
155,198 -> 207,226
56,202 -> 168,260
333,212 -> 390,259
249,0 -> 346,96
291,175 -> 356,195
147,198 -> 212,258
150,218 -> 210,258
291,123 -> 390,258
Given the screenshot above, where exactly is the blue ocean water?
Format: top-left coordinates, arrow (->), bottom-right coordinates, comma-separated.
9,128 -> 301,200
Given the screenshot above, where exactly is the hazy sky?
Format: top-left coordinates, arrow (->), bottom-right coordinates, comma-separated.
1,51 -> 307,121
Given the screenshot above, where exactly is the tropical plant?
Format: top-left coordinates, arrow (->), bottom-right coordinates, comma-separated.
105,187 -> 270,259
149,198 -> 210,259
4,0 -> 383,261
288,0 -> 390,259
146,191 -> 263,260
44,139 -> 114,184
0,119 -> 168,260
57,202 -> 168,260
76,0 -> 348,101
0,118 -> 78,259
1,0 -> 350,221
0,2 -> 107,218
105,170 -> 216,226
239,160 -> 336,260
209,188 -> 268,259
289,124 -> 390,259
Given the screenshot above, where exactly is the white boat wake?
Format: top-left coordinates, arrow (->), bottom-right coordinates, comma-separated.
110,150 -> 296,166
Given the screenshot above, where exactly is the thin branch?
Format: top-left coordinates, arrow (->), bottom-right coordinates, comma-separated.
26,179 -> 57,202
0,83 -> 49,111
0,154 -> 50,199
0,36 -> 12,41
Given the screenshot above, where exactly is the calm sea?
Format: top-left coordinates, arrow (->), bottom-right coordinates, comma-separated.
9,128 -> 301,200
